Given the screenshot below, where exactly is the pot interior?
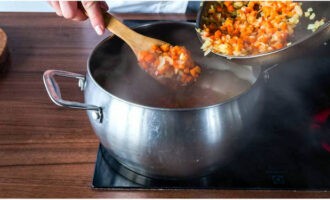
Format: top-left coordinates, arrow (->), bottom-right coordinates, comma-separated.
89,22 -> 260,108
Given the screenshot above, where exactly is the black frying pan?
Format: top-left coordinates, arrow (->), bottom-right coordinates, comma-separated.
196,1 -> 330,66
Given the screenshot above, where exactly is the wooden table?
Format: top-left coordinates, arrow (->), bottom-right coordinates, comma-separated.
0,12 -> 329,198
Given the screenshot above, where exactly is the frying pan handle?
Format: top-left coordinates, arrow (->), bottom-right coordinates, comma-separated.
263,64 -> 278,83
43,70 -> 102,121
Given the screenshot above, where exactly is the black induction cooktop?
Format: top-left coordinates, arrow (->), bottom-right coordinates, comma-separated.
92,40 -> 330,190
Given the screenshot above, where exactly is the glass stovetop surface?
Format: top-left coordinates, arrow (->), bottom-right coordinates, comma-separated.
92,41 -> 330,190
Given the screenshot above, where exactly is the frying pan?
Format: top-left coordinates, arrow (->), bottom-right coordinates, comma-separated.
196,1 -> 330,66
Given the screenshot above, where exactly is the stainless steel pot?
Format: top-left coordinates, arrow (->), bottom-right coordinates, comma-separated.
43,22 -> 266,180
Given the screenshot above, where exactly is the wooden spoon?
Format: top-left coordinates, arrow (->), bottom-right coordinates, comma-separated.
103,14 -> 165,55
101,13 -> 201,90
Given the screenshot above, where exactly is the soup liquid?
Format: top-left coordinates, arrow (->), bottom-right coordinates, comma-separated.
102,69 -> 252,109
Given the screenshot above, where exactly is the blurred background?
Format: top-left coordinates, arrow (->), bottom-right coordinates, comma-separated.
0,1 -> 53,12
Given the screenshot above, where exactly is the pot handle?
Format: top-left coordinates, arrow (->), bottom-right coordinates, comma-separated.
43,70 -> 102,121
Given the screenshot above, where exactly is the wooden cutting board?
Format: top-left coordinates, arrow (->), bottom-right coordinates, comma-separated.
0,28 -> 8,69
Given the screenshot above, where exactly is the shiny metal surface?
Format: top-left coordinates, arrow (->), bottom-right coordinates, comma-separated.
85,22 -> 263,179
196,1 -> 330,66
84,74 -> 262,179
43,70 -> 103,122
44,22 -> 264,179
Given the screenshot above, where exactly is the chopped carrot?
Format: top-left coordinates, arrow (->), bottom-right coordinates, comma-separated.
273,42 -> 283,49
151,45 -> 159,51
190,66 -> 201,77
216,6 -> 222,12
160,43 -> 170,52
227,5 -> 235,12
214,30 -> 222,38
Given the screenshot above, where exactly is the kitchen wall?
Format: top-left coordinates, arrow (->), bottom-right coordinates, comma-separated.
0,1 -> 53,12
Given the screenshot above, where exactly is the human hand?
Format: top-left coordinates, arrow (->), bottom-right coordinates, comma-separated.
48,1 -> 109,35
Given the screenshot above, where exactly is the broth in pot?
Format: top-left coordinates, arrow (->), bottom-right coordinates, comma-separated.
97,50 -> 254,108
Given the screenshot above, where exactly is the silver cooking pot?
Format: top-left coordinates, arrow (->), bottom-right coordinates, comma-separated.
43,22 -> 266,180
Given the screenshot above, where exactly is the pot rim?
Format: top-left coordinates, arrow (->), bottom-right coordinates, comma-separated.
86,21 -> 263,112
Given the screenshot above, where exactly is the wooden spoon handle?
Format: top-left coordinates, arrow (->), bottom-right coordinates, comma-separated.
78,2 -> 166,55
102,13 -> 146,55
103,13 -> 167,54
